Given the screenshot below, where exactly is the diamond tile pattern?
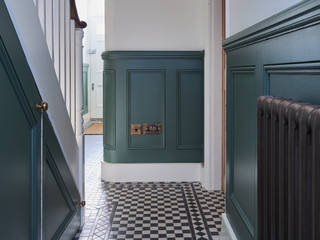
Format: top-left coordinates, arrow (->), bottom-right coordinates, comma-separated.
74,136 -> 225,240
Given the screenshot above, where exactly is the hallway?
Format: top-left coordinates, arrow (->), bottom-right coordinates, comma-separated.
76,135 -> 225,240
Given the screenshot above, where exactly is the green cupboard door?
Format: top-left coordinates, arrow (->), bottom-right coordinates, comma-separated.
0,2 -> 81,238
0,33 -> 41,239
43,114 -> 81,240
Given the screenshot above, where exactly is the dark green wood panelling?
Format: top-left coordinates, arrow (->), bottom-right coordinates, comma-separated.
266,63 -> 320,104
102,51 -> 204,163
128,70 -> 166,149
223,1 -> 320,239
231,67 -> 257,239
177,70 -> 204,150
0,2 -> 80,239
44,154 -> 71,240
0,4 -> 43,237
0,36 -> 40,239
43,114 -> 81,240
103,70 -> 116,150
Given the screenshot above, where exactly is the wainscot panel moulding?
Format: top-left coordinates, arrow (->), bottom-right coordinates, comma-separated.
102,51 -> 204,163
223,1 -> 320,239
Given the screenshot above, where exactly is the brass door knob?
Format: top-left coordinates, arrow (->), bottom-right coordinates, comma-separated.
36,102 -> 49,112
79,200 -> 86,208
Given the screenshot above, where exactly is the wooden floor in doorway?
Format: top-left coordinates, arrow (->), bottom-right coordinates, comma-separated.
84,123 -> 103,135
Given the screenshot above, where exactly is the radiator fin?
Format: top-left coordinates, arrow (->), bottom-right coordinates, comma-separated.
258,96 -> 320,240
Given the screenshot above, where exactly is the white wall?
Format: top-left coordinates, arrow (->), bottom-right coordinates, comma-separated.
105,0 -> 206,50
201,0 -> 222,190
226,0 -> 302,37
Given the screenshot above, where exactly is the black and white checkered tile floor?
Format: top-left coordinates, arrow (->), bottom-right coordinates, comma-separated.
76,135 -> 225,240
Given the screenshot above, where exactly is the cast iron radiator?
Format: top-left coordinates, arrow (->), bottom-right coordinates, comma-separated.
257,96 -> 320,240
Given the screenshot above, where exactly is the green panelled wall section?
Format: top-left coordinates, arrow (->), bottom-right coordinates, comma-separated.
102,51 -> 204,163
0,2 -> 80,239
223,1 -> 320,239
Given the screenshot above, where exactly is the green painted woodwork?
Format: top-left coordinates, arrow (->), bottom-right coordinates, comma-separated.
177,70 -> 204,150
0,2 -> 80,239
223,1 -> 320,239
128,69 -> 166,149
83,63 -> 89,115
103,70 -> 116,150
0,35 -> 41,240
102,51 -> 204,163
43,114 -> 80,240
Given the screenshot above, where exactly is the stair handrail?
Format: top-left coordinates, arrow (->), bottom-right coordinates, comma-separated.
70,0 -> 87,29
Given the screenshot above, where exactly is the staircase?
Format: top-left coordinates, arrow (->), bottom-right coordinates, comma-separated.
5,0 -> 86,192
2,0 -> 86,238
36,0 -> 86,135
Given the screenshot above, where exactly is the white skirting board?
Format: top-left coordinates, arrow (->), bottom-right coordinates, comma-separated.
219,213 -> 238,240
101,161 -> 202,182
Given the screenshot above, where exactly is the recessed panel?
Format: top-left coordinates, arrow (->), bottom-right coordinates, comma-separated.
269,72 -> 320,104
128,70 -> 166,149
0,51 -> 34,239
44,151 -> 73,240
232,70 -> 257,234
104,70 -> 116,150
177,70 -> 204,149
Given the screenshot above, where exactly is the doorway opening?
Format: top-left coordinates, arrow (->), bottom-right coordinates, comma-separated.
77,0 -> 104,134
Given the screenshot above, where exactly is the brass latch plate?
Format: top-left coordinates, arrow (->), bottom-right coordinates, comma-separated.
144,123 -> 162,135
130,124 -> 142,135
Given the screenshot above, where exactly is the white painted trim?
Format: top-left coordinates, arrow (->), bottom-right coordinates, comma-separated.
201,0 -> 223,191
59,0 -> 66,99
101,162 -> 202,183
219,213 -> 238,240
70,20 -> 76,131
53,0 -> 60,80
75,28 -> 85,225
45,0 -> 53,58
37,0 -> 45,33
65,0 -> 71,116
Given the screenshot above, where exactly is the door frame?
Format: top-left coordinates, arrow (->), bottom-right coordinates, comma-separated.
221,0 -> 227,193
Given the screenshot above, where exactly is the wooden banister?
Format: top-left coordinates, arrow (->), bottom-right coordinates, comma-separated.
70,0 -> 87,29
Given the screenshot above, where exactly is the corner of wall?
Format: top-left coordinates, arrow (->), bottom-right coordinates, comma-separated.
201,0 -> 223,191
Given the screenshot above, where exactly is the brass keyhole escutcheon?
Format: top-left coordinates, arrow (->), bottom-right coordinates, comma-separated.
79,200 -> 86,208
36,102 -> 49,112
130,124 -> 142,135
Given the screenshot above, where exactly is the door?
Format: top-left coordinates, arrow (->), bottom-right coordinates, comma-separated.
0,30 -> 41,240
0,4 -> 42,238
87,0 -> 104,119
43,114 -> 81,240
0,2 -> 80,239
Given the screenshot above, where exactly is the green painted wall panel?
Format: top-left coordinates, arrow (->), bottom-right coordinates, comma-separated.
103,51 -> 204,163
44,156 -> 71,240
128,70 -> 166,149
270,72 -> 320,104
232,70 -> 257,238
177,70 -> 204,149
104,70 -> 116,150
223,1 -> 320,239
0,40 -> 37,240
